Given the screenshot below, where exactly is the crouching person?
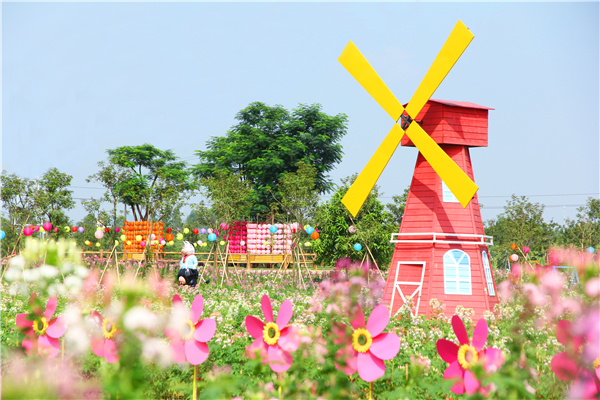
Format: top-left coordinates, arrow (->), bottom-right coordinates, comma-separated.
178,241 -> 199,287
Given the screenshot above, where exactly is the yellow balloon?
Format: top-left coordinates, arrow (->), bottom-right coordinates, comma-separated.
219,240 -> 225,245
95,243 -> 101,247
127,240 -> 132,245
136,235 -> 142,242
176,233 -> 183,241
120,234 -> 127,241
115,240 -> 119,246
183,228 -> 190,234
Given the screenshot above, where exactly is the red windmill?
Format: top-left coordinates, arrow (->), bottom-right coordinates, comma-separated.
337,21 -> 497,319
382,99 -> 498,319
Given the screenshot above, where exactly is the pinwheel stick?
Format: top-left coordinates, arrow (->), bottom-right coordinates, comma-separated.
193,365 -> 197,400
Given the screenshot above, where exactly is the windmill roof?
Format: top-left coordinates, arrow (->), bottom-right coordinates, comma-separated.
427,99 -> 494,110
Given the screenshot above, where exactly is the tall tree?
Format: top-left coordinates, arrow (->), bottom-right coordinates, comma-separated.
106,144 -> 194,222
274,161 -> 320,227
198,169 -> 253,225
385,187 -> 410,229
193,102 -> 348,216
312,175 -> 395,268
30,168 -> 75,230
556,197 -> 600,250
484,195 -> 556,267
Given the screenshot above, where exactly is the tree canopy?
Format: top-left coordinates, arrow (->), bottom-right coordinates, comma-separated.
193,102 -> 348,215
106,144 -> 194,222
312,175 -> 395,268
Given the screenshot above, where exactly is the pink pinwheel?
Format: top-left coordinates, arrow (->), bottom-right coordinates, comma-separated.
551,319 -> 600,399
89,310 -> 120,363
245,294 -> 299,373
165,294 -> 216,365
16,294 -> 68,358
436,315 -> 503,396
333,303 -> 400,382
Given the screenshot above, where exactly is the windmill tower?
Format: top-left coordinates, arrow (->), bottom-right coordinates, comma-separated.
383,99 -> 498,319
337,21 -> 497,319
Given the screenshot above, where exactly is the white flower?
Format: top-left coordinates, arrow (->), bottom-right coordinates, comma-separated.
4,267 -> 21,281
124,306 -> 158,331
39,264 -> 60,279
141,337 -> 171,367
64,275 -> 83,291
74,266 -> 89,279
9,256 -> 25,269
23,269 -> 40,282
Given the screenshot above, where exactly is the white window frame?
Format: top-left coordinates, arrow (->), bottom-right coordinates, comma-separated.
443,249 -> 472,295
482,251 -> 496,296
442,180 -> 459,203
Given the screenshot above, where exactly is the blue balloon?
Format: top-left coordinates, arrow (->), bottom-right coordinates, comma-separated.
306,226 -> 314,234
269,225 -> 278,233
0,230 -> 5,240
587,246 -> 595,254
354,243 -> 362,251
208,233 -> 217,242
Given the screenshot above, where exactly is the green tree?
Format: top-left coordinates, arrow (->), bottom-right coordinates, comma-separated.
0,171 -> 36,254
555,197 -> 600,250
198,169 -> 253,225
386,187 -> 410,229
312,175 -> 395,268
30,168 -> 75,229
106,144 -> 194,222
193,102 -> 348,216
274,161 -> 320,227
484,195 -> 556,268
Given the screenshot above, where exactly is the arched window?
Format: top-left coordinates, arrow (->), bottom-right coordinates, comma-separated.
482,251 -> 495,296
443,250 -> 471,295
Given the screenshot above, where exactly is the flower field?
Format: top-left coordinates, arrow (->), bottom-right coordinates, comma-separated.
1,238 -> 598,399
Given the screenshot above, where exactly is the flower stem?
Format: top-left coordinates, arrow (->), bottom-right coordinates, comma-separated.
369,381 -> 372,400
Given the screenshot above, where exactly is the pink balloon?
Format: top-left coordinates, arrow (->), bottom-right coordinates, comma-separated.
53,227 -> 59,233
115,227 -> 120,233
140,241 -> 146,247
23,227 -> 33,236
42,222 -> 53,231
94,231 -> 104,240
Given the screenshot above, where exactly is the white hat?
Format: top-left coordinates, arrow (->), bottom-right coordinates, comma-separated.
182,241 -> 195,255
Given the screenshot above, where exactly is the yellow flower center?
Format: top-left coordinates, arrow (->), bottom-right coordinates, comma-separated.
593,357 -> 600,369
180,319 -> 195,341
102,318 -> 117,339
32,317 -> 48,336
263,322 -> 280,345
352,328 -> 373,353
457,344 -> 479,369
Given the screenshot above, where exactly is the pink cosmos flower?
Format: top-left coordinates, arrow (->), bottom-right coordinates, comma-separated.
436,315 -> 503,396
89,310 -> 120,363
551,319 -> 600,399
245,294 -> 299,372
16,294 -> 68,358
333,303 -> 400,382
165,294 -> 216,365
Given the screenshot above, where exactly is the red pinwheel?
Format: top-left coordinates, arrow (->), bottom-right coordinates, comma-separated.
165,294 -> 216,365
16,294 -> 68,358
245,295 -> 299,372
436,316 -> 503,396
333,304 -> 400,382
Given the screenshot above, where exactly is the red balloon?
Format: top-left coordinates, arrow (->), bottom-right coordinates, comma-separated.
71,226 -> 78,232
193,228 -> 199,235
104,227 -> 110,233
167,228 -> 172,233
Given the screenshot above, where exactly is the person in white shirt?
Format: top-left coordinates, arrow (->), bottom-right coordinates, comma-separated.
177,241 -> 200,287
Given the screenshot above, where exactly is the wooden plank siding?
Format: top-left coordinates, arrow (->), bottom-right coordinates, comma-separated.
385,99 -> 497,321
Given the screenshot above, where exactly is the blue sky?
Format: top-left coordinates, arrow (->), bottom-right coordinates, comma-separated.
2,2 -> 599,225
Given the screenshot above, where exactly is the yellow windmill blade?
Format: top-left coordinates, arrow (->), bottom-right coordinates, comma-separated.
404,122 -> 478,207
404,20 -> 474,119
338,41 -> 405,122
342,124 -> 405,217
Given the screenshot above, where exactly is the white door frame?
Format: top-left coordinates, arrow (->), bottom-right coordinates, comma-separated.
390,261 -> 426,318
